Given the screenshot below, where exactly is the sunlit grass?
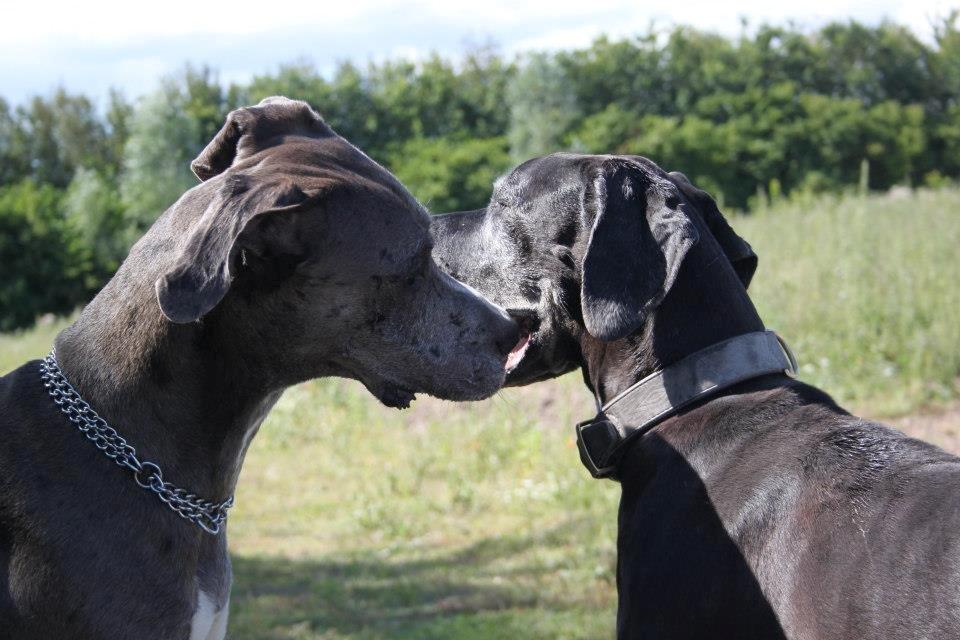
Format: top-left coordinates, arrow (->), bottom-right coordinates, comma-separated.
227,374 -> 618,639
0,314 -> 71,366
738,188 -> 960,415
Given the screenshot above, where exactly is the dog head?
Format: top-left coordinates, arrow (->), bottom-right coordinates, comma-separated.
148,97 -> 520,406
431,153 -> 756,386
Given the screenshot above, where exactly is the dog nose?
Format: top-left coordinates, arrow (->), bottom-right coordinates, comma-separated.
494,317 -> 522,357
506,308 -> 539,334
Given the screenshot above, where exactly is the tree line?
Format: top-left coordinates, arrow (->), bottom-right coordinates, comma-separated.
2,18 -> 959,330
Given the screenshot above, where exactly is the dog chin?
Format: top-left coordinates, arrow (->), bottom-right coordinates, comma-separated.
365,380 -> 417,409
366,363 -> 506,407
428,363 -> 508,402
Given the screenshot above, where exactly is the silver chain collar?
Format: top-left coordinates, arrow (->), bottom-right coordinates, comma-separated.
39,350 -> 234,535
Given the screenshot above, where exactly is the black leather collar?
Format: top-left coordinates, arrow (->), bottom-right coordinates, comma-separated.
576,331 -> 798,480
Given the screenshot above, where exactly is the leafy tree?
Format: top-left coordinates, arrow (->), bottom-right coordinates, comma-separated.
64,168 -> 127,277
5,90 -> 109,188
0,181 -> 89,330
507,53 -> 581,162
455,46 -> 514,139
119,76 -> 202,234
4,18 -> 960,326
104,89 -> 133,177
569,104 -> 641,154
388,136 -> 511,212
246,61 -> 330,111
0,98 -> 27,185
558,34 -> 665,119
182,65 -> 230,145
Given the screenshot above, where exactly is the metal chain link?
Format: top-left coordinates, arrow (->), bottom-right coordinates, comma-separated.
39,350 -> 233,535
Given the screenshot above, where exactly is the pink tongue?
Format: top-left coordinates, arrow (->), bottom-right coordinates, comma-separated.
506,333 -> 531,372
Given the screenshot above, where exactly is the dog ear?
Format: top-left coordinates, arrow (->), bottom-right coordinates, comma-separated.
191,97 -> 330,182
190,109 -> 251,181
155,176 -> 319,323
668,171 -> 757,288
580,161 -> 700,342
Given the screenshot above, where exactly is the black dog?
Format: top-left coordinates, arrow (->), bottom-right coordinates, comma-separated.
432,153 -> 960,639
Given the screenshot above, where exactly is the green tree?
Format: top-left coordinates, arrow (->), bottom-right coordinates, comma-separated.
183,65 -> 230,145
507,53 -> 581,162
104,89 -> 134,177
7,90 -> 109,188
388,136 -> 511,212
569,104 -> 643,154
0,98 -> 28,184
0,181 -> 90,330
246,61 -> 330,111
64,168 -> 128,277
119,76 -> 202,234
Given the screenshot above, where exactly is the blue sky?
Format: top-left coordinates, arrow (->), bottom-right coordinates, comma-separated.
1,0 -> 955,106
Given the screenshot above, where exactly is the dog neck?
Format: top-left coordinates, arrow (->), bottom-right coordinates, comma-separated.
579,249 -> 766,407
52,262 -> 280,508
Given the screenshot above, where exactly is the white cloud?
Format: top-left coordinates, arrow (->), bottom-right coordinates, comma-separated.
1,1 -> 375,46
0,0 -> 954,104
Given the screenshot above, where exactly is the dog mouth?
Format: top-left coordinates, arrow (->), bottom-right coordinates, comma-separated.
505,309 -> 539,373
506,332 -> 531,372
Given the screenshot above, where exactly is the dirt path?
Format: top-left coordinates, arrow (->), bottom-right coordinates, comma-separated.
875,402 -> 960,455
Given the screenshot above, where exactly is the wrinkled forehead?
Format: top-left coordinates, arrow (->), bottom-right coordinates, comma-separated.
258,138 -> 430,223
495,155 -> 578,198
495,153 -> 671,202
492,154 -> 601,223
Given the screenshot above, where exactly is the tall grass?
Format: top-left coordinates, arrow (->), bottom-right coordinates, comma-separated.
737,188 -> 960,415
0,315 -> 71,367
1,188 -> 958,638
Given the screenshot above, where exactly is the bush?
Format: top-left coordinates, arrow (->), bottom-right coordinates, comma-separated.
64,168 -> 129,277
388,136 -> 512,212
0,180 -> 90,331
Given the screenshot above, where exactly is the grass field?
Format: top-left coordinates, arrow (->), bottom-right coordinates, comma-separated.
1,188 -> 958,639
739,188 -> 960,415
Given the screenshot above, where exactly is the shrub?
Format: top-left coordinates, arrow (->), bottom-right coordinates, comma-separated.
0,180 -> 90,331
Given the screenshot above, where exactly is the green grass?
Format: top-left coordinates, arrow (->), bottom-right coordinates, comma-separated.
0,315 -> 72,366
1,188 -> 958,638
738,188 -> 960,415
227,377 -> 616,639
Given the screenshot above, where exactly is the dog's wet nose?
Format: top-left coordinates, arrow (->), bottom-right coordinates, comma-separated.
506,308 -> 540,334
494,316 -> 523,357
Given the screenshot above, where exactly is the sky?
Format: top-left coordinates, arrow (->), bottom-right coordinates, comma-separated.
1,0 -> 956,106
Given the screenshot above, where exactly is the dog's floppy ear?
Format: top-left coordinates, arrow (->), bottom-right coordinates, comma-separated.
190,109 -> 251,181
155,176 -> 319,323
668,171 -> 757,288
580,161 -> 700,342
191,96 -> 331,182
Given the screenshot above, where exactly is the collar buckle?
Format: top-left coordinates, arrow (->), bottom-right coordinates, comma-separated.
576,417 -> 622,480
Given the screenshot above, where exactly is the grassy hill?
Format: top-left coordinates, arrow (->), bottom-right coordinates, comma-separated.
1,188 -> 958,639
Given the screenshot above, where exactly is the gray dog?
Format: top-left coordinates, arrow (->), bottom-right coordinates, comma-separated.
0,97 -> 521,640
432,153 -> 960,640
